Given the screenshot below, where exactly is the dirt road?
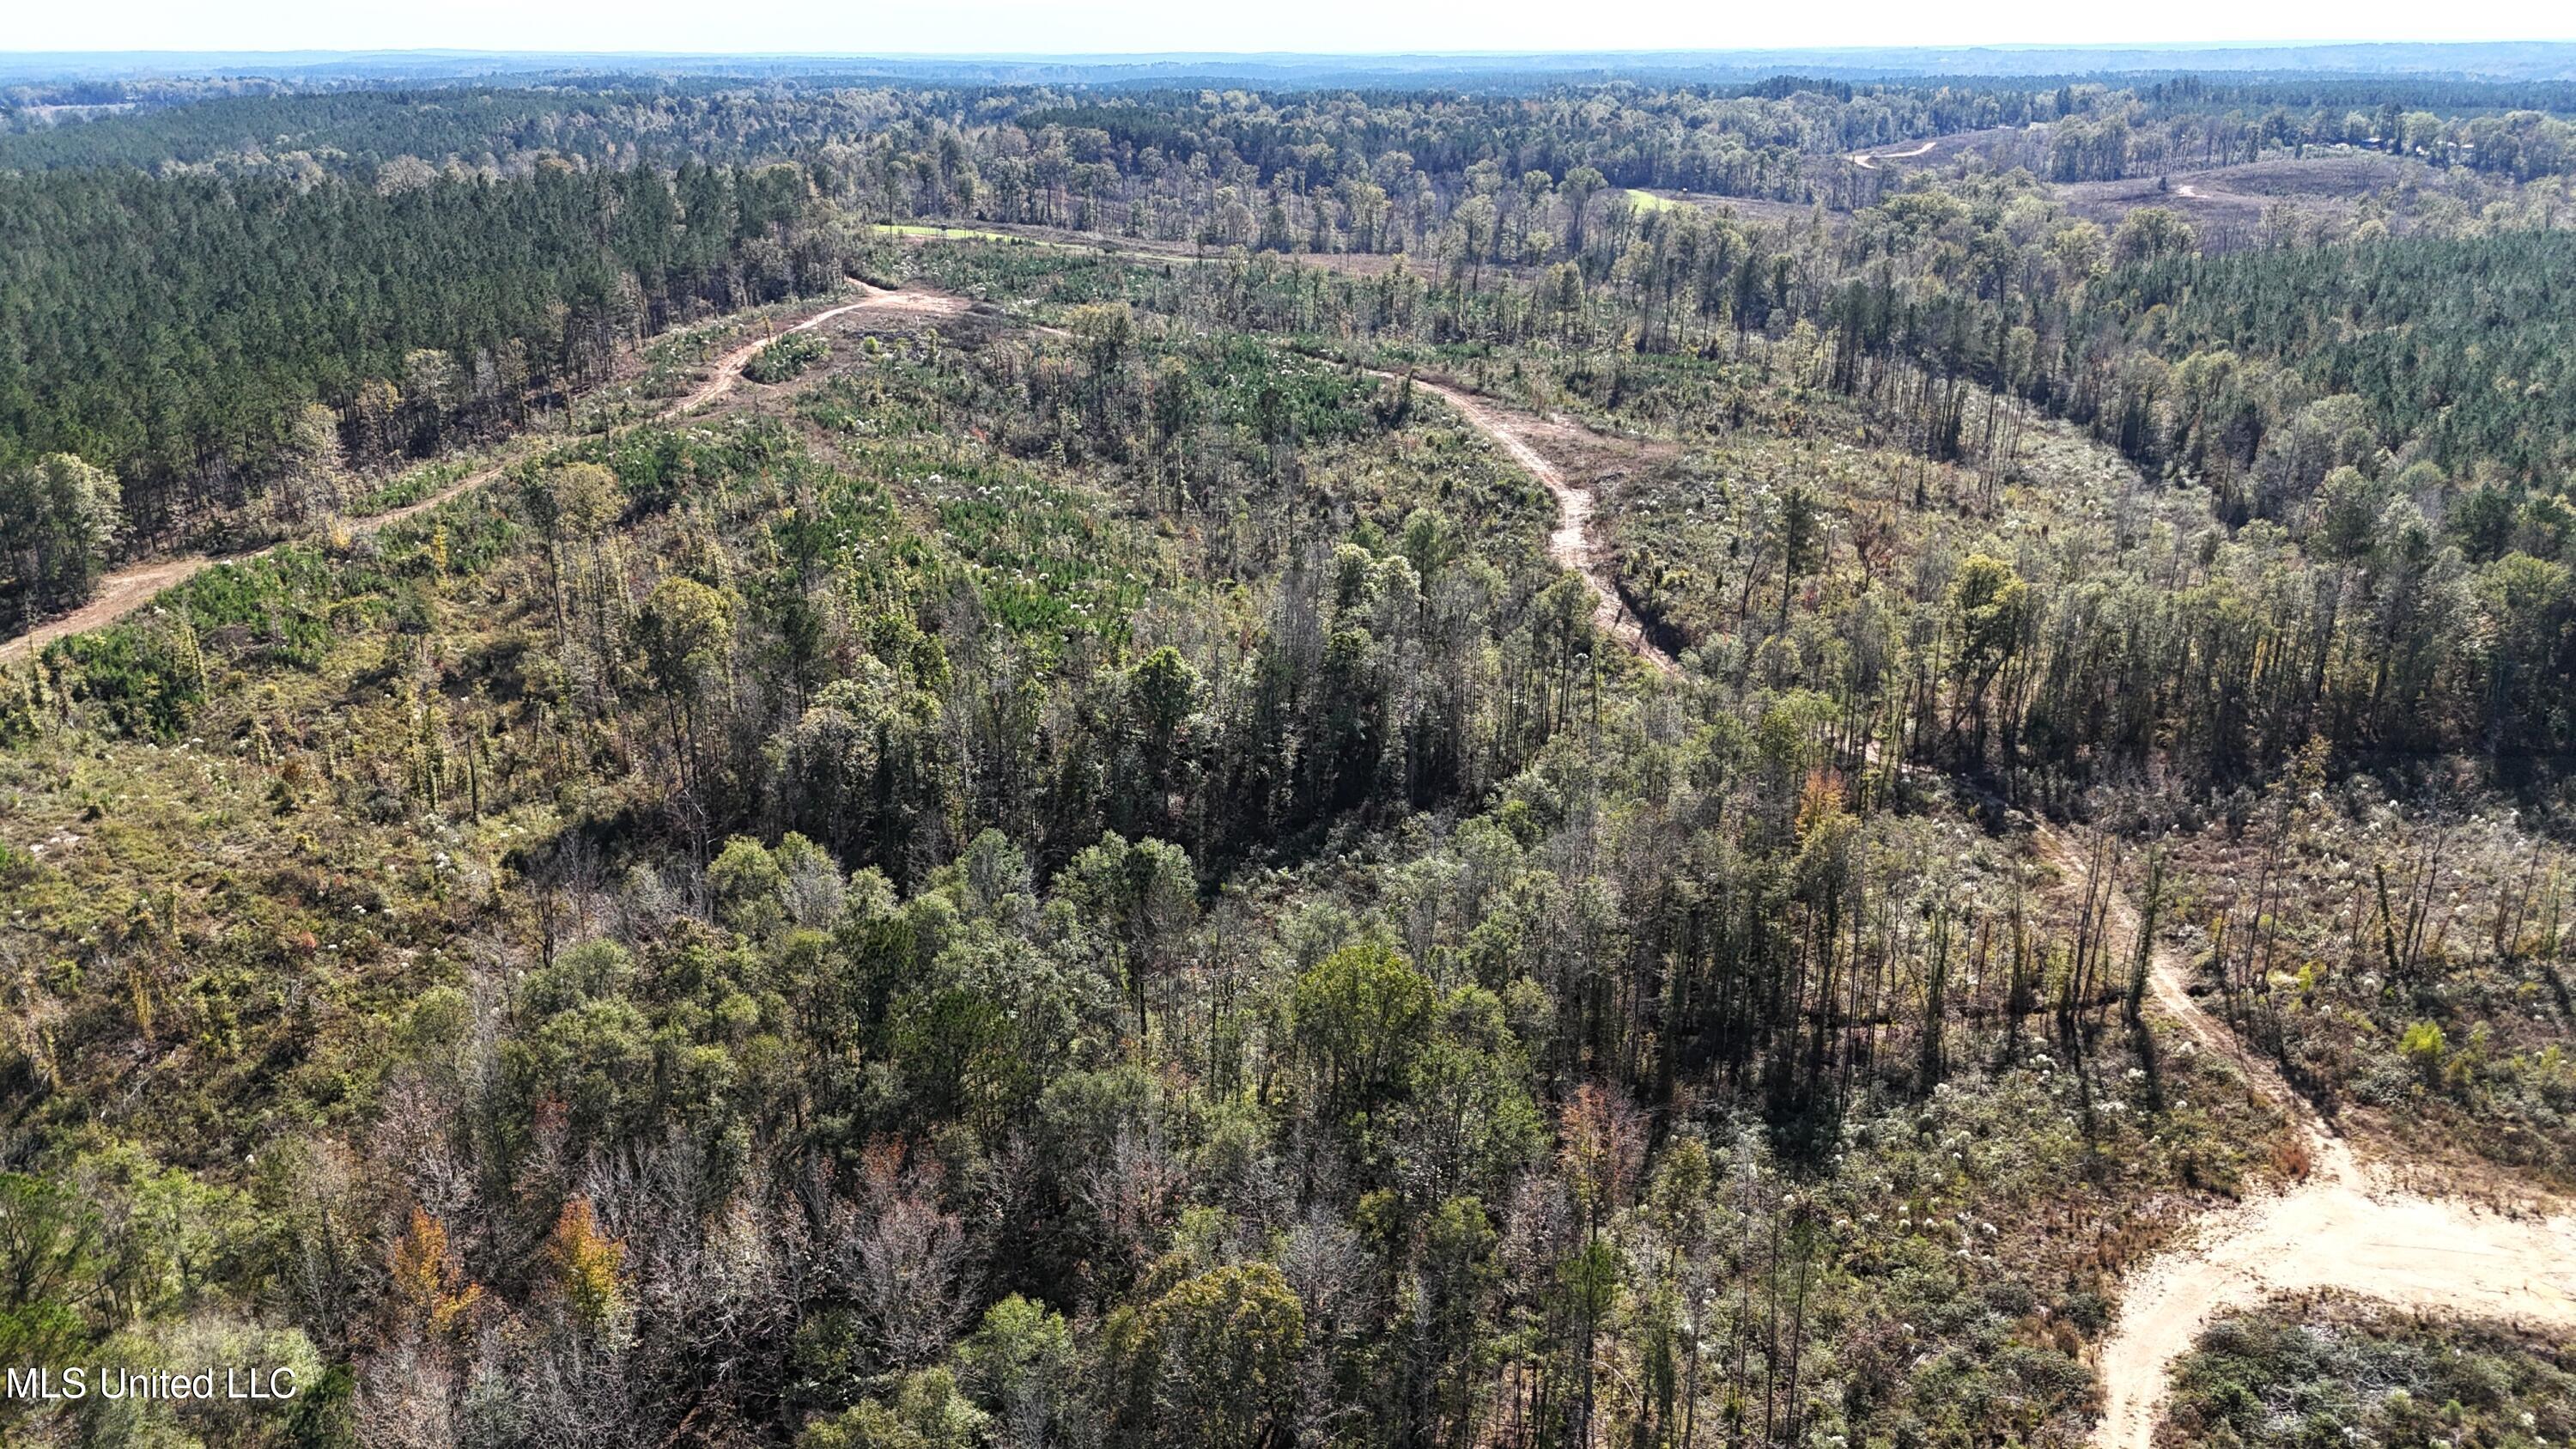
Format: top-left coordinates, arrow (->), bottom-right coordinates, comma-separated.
1400,380 -> 1680,678
1422,383 -> 1678,676
3,556 -> 216,661
1849,138 -> 1941,169
1403,339 -> 2576,1444
2,284 -> 958,663
680,288 -> 967,412
980,234 -> 1680,681
1031,256 -> 1680,683
2029,827 -> 2576,1448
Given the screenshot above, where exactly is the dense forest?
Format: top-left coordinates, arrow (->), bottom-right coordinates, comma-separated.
3,58 -> 2574,1449
0,160 -> 858,573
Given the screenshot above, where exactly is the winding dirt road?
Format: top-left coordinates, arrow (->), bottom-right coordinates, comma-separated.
1849,138 -> 1941,169
2,284 -> 960,663
2033,826 -> 2576,1448
683,288 -> 967,412
1406,370 -> 2576,1446
27,253 -> 2573,1443
1402,380 -> 1680,677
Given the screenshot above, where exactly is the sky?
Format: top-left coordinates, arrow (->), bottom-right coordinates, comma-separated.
8,0 -> 2571,56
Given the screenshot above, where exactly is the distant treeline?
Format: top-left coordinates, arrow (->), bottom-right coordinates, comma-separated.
2136,73 -> 2576,114
0,88 -> 645,169
9,69 -> 2576,618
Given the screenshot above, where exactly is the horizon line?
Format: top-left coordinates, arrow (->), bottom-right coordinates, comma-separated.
10,40 -> 2576,61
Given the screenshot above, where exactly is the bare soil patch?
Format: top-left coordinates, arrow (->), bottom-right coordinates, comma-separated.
2026,825 -> 2576,1448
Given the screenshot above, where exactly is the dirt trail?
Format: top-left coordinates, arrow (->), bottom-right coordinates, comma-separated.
682,288 -> 968,413
1403,344 -> 2576,1440
1850,138 -> 1941,169
1400,380 -> 1680,678
1016,253 -> 1677,679
1004,232 -> 1681,680
2028,826 -> 2576,1448
4,556 -> 216,661
2,284 -> 958,663
23,234 -> 2576,1440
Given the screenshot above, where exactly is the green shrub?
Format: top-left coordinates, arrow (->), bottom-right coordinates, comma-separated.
745,331 -> 830,384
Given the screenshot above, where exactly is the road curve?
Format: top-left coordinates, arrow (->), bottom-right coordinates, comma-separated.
1849,138 -> 1940,168
2,285 -> 957,663
2031,827 -> 2576,1448
1395,377 -> 1680,678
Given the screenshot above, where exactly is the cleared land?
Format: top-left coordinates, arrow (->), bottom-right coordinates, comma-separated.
1,284 -> 965,661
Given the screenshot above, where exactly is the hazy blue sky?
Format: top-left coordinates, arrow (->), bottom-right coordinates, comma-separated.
9,0 -> 2568,56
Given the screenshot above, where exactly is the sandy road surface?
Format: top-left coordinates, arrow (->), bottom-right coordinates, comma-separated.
1394,380 -> 1679,678
3,556 -> 216,662
2,285 -> 961,662
2027,827 -> 2576,1448
1042,264 -> 2576,1443
27,255 -> 2573,1448
1850,138 -> 1941,169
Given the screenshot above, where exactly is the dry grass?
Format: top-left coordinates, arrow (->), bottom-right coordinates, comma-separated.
2125,779 -> 2576,1187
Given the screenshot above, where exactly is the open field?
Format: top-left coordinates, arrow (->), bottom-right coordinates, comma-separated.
1632,187 -> 1834,228
877,222 -> 1035,242
2054,149 -> 2438,238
